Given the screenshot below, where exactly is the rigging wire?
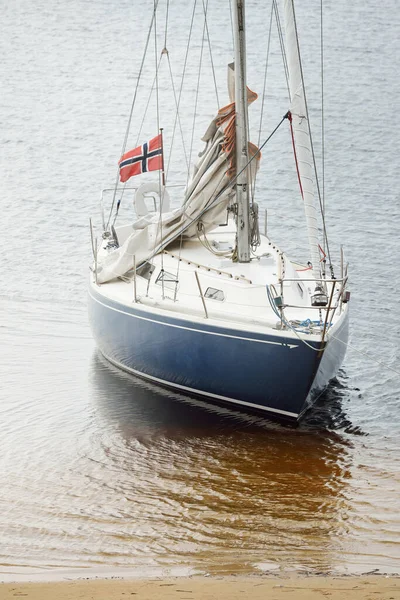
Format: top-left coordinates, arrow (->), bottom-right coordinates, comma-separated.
251,0 -> 274,209
208,115 -> 291,223
111,183 -> 126,227
160,0 -> 191,180
202,114 -> 290,213
135,55 -> 163,147
164,0 -> 170,48
165,0 -> 198,183
320,0 -> 326,254
153,4 -> 161,140
201,0 -> 219,107
153,0 -> 165,295
257,2 -> 274,150
165,54 -> 190,176
106,0 -> 159,231
133,2 -> 190,181
291,0 -> 333,276
166,0 -> 198,298
106,116 -> 288,283
187,1 -> 207,178
273,0 -> 290,99
172,0 -> 211,299
116,53 -> 163,228
116,0 -> 188,229
228,0 -> 234,51
146,113 -> 290,263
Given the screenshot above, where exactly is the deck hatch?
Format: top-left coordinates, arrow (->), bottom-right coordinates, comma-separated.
204,287 -> 225,301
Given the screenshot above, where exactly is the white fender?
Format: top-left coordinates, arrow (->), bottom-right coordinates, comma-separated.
134,182 -> 170,218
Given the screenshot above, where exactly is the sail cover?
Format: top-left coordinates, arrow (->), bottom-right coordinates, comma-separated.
97,65 -> 259,284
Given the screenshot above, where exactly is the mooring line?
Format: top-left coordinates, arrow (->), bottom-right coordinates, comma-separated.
329,334 -> 400,378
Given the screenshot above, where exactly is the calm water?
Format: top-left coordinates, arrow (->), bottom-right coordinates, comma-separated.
1,0 -> 400,578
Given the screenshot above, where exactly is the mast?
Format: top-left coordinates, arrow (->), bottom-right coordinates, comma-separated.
283,0 -> 321,280
232,0 -> 251,262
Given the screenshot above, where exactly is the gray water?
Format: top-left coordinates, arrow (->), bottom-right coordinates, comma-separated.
1,0 -> 399,579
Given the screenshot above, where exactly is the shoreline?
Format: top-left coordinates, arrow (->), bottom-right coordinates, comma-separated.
1,564 -> 399,583
0,574 -> 399,600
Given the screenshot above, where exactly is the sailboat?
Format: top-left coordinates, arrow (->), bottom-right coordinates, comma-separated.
88,0 -> 350,422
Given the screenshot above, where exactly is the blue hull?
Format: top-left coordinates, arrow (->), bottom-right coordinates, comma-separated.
88,285 -> 349,421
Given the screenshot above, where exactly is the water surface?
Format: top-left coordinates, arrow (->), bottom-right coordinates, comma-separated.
1,0 -> 399,578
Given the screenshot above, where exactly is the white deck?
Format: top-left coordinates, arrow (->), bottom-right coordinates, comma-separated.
92,222 -> 348,342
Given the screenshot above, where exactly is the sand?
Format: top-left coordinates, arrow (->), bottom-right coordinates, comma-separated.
0,576 -> 399,600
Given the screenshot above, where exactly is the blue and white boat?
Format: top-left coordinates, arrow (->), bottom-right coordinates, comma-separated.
88,0 -> 350,422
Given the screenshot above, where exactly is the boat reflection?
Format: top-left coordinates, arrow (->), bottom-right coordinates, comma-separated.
88,352 -> 355,574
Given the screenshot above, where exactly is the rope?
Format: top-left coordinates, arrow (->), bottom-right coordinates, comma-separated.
250,202 -> 261,251
227,114 -> 291,223
196,223 -> 233,257
266,285 -> 325,352
268,277 -> 400,376
328,335 -> 400,378
145,113 -> 289,263
106,0 -> 159,231
108,118 -> 287,277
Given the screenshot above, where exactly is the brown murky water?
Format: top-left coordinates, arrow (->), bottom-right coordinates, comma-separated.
1,300 -> 399,577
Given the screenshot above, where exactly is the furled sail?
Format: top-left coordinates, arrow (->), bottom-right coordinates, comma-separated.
283,0 -> 321,279
96,66 -> 259,284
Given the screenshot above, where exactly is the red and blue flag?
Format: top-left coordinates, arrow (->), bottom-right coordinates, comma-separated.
118,135 -> 163,183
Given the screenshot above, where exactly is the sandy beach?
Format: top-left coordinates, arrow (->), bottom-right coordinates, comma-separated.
0,576 -> 399,600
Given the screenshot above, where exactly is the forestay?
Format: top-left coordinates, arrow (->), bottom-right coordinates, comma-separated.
283,0 -> 321,279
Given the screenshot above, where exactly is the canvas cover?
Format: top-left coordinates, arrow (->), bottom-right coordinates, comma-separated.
97,64 -> 259,284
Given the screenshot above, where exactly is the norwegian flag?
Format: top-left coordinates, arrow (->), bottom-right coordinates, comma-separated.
118,134 -> 163,183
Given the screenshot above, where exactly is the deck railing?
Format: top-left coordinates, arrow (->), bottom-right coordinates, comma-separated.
271,273 -> 349,338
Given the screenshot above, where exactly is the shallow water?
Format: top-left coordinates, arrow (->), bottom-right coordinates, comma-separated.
1,0 -> 399,578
